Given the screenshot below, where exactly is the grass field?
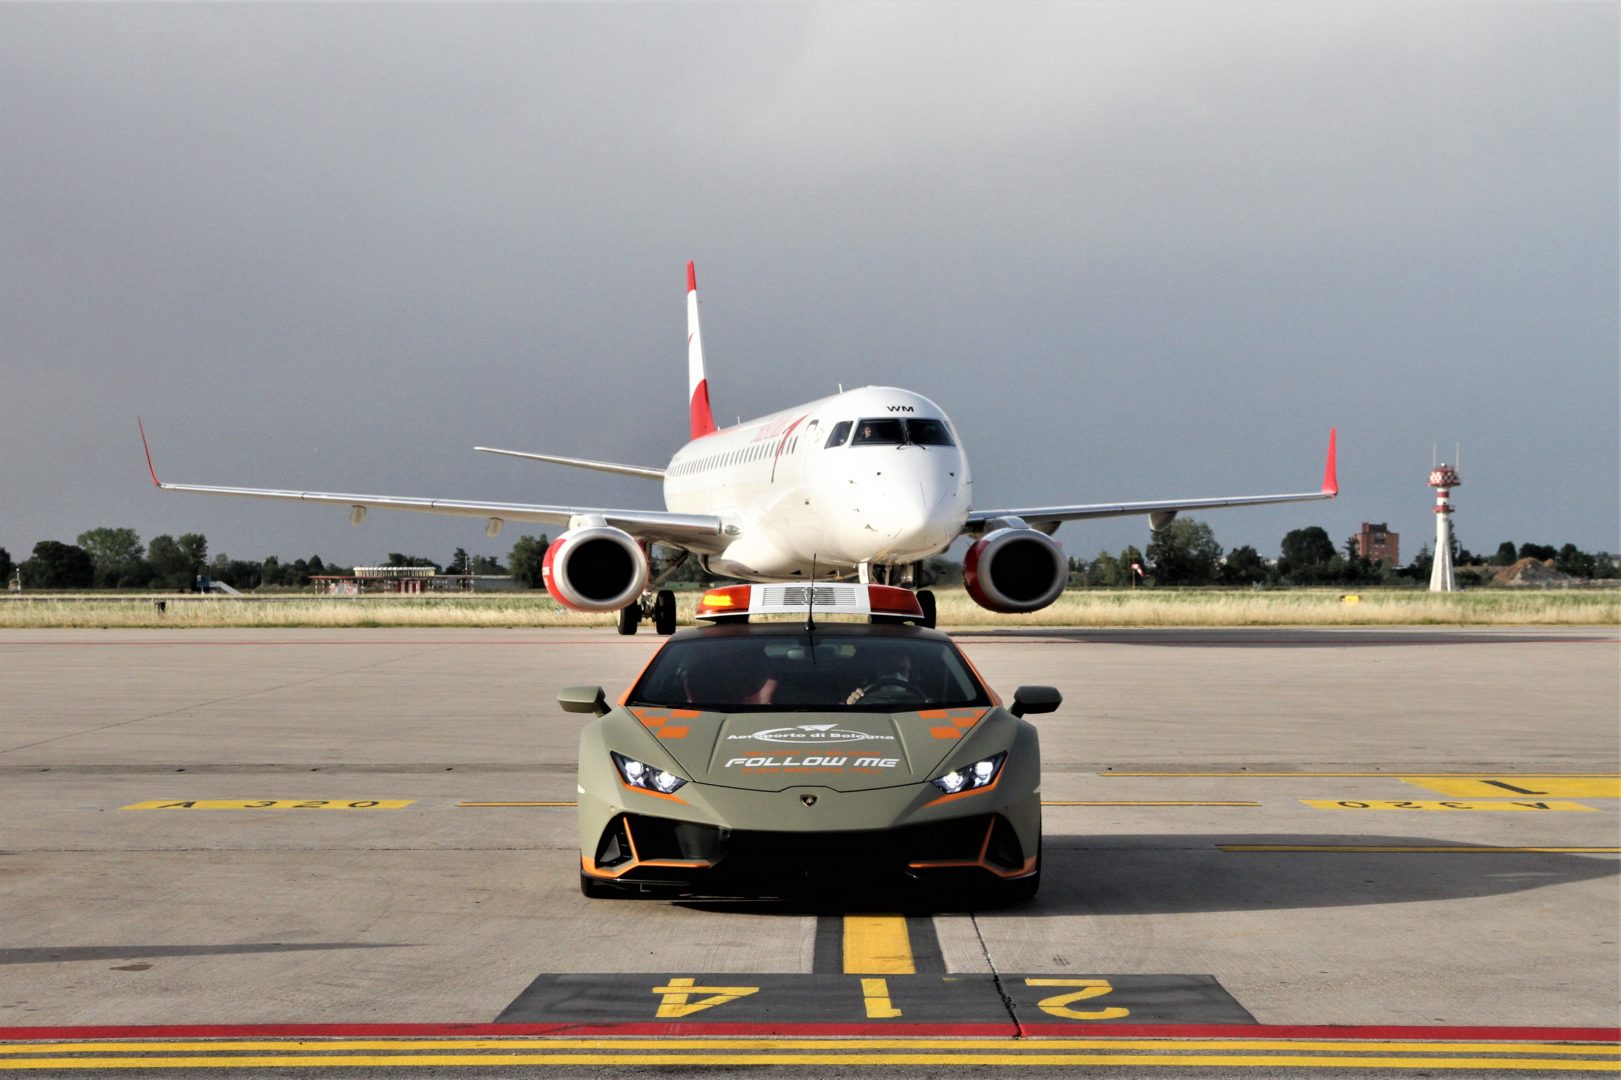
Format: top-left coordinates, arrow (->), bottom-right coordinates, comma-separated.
1,587 -> 1615,629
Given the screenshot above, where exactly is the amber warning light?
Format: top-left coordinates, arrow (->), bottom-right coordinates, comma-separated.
695,583 -> 924,621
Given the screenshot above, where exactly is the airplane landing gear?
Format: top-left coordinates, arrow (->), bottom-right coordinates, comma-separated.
917,589 -> 937,629
616,604 -> 641,636
618,589 -> 677,636
653,589 -> 677,635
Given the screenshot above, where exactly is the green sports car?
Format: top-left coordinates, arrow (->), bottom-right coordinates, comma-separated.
561,584 -> 1060,901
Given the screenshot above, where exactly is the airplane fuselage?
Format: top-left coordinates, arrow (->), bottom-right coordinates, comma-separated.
663,386 -> 971,580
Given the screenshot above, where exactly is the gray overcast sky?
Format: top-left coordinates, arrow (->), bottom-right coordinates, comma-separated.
3,2 -> 1616,570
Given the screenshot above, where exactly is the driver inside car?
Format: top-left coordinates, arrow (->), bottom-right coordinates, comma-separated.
845,650 -> 920,705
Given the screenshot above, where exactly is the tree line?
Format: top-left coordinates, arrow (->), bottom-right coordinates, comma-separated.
1070,520 -> 1619,588
4,524 -> 1615,592
1,528 -> 528,591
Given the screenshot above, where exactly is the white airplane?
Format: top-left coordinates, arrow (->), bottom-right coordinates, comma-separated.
142,262 -> 1337,634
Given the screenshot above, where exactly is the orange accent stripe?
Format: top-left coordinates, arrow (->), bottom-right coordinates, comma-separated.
659,726 -> 689,740
615,775 -> 688,804
906,820 -> 1037,879
955,651 -> 1001,708
582,817 -> 715,879
929,727 -> 960,740
617,644 -> 669,707
920,769 -> 1002,808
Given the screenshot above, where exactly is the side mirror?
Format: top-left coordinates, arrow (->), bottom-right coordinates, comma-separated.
558,685 -> 610,716
1010,685 -> 1061,718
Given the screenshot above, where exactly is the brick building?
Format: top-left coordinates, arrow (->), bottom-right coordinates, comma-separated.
1356,522 -> 1400,566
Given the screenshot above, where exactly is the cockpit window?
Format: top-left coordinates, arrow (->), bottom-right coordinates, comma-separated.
824,421 -> 853,448
906,419 -> 955,446
847,418 -> 955,447
627,631 -> 992,711
852,418 -> 907,445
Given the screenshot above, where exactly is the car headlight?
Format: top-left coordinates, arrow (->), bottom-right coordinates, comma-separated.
611,751 -> 688,794
930,751 -> 1007,795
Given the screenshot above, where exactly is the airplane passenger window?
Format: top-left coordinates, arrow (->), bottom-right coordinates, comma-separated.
852,419 -> 906,445
825,421 -> 853,448
905,419 -> 955,446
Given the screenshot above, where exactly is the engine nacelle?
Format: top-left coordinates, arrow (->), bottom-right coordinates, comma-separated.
964,527 -> 1067,613
542,526 -> 649,612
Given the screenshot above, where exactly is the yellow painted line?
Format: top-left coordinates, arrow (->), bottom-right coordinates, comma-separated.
1222,845 -> 1621,853
1043,800 -> 1260,807
456,801 -> 576,807
1403,776 -> 1621,799
0,1052 -> 1613,1070
1303,800 -> 1596,812
842,914 -> 914,975
1,1039 -> 1616,1054
120,800 -> 412,811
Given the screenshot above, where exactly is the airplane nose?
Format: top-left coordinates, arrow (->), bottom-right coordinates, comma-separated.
877,473 -> 961,554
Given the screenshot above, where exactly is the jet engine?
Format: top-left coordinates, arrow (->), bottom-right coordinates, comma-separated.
964,527 -> 1067,613
542,526 -> 649,612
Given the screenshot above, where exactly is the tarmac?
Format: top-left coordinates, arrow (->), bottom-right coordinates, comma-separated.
1,625 -> 1616,1076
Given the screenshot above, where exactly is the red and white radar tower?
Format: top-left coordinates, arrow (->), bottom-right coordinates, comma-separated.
1428,459 -> 1461,592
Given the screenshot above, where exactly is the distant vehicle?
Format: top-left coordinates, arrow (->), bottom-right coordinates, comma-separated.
562,584 -> 1060,902
142,263 -> 1337,633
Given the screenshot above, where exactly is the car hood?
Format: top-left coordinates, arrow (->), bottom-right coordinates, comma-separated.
628,707 -> 992,792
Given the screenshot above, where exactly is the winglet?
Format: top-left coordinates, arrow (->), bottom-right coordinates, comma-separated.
1321,427 -> 1338,496
138,418 -> 162,487
686,260 -> 717,439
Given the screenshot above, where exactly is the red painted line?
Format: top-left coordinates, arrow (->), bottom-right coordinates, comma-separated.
0,1022 -> 1615,1041
0,640 -> 649,647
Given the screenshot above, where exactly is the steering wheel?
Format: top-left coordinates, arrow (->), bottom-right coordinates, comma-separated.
850,677 -> 927,704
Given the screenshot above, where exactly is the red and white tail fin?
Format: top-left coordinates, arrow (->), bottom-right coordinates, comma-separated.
687,261 -> 717,438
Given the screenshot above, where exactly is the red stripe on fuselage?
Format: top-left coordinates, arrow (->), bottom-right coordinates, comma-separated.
690,379 -> 717,439
769,414 -> 808,483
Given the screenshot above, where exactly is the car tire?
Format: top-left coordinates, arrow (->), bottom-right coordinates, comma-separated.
654,589 -> 677,635
616,604 -> 640,636
917,589 -> 937,628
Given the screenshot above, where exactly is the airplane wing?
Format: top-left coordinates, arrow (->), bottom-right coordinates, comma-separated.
474,446 -> 666,480
966,428 -> 1338,534
140,423 -> 720,550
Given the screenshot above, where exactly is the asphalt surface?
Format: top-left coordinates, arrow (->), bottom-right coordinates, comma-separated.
1,625 -> 1616,1077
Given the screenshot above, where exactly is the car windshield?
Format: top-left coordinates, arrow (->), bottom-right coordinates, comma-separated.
627,630 -> 993,711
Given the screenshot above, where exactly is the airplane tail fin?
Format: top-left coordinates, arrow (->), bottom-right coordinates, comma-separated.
687,261 -> 717,438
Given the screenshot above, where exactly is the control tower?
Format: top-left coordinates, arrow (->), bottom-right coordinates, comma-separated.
1428,461 -> 1461,592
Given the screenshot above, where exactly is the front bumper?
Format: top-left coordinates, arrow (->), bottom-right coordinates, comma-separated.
583,810 -> 1035,896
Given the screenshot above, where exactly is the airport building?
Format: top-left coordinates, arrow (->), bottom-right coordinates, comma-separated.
1355,522 -> 1400,566
311,566 -> 521,594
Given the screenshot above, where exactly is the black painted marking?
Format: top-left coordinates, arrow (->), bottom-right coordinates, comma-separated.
905,915 -> 945,974
495,973 -> 1254,1026
1482,780 -> 1550,795
811,917 -> 842,974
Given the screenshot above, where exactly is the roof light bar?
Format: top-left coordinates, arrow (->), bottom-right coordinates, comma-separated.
694,583 -> 923,621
